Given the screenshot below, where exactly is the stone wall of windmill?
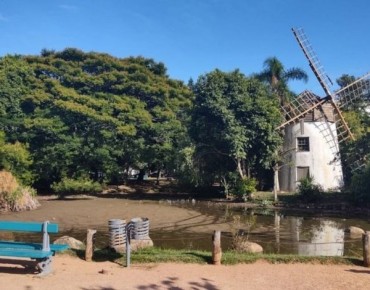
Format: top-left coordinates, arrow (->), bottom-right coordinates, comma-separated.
279,102 -> 344,192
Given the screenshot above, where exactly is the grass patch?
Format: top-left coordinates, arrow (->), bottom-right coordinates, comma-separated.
131,248 -> 212,264
61,247 -> 362,266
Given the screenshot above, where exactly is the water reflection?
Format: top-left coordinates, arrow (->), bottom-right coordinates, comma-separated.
295,219 -> 344,256
250,213 -> 347,256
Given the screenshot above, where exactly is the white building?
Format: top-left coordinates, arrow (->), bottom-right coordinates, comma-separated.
279,102 -> 344,192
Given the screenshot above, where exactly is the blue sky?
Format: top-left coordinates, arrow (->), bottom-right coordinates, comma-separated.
0,0 -> 368,95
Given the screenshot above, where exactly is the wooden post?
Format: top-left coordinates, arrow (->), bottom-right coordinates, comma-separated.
126,225 -> 131,268
85,229 -> 97,262
212,230 -> 222,265
363,231 -> 370,267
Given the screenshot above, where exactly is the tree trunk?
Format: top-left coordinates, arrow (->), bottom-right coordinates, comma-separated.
236,158 -> 244,179
156,169 -> 161,185
137,169 -> 145,182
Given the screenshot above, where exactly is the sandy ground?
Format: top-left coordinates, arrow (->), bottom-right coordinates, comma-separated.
1,255 -> 370,290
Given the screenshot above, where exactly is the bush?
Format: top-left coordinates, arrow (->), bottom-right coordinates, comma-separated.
0,170 -> 39,211
51,177 -> 103,196
350,164 -> 370,204
226,173 -> 257,201
0,132 -> 34,185
297,175 -> 323,202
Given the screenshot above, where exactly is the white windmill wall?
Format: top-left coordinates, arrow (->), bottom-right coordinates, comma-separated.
279,121 -> 344,192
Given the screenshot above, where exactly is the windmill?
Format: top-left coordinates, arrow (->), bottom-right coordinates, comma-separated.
277,27 -> 370,192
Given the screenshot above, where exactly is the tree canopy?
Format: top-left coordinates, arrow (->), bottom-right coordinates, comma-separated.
256,57 -> 308,104
190,69 -> 282,189
0,49 -> 193,188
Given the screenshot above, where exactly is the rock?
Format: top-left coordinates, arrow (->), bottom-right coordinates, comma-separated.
112,238 -> 154,253
131,238 -> 154,251
345,226 -> 365,236
236,241 -> 263,253
54,236 -> 85,250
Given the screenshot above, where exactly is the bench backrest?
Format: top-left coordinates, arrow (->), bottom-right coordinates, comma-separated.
0,221 -> 59,233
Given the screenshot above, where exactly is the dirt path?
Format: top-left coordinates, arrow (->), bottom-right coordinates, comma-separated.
1,255 -> 370,290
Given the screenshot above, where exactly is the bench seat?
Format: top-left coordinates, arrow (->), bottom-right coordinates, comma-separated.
0,240 -> 69,252
0,247 -> 53,259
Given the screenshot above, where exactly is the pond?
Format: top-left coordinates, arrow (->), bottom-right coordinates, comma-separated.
1,197 -> 368,257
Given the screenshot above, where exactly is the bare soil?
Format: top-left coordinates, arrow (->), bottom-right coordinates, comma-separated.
1,255 -> 370,290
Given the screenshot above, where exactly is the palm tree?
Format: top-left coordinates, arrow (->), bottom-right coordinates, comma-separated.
256,57 -> 308,201
256,57 -> 308,104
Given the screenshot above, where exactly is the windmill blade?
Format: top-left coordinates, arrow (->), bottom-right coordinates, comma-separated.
277,91 -> 327,130
292,28 -> 333,96
335,72 -> 370,109
330,100 -> 354,143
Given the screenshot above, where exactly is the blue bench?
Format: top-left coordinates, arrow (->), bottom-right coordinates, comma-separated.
0,221 -> 69,275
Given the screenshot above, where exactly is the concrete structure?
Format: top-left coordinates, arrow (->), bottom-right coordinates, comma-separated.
279,103 -> 344,192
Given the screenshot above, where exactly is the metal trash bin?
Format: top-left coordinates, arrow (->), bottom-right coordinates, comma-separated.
108,219 -> 126,248
130,217 -> 149,240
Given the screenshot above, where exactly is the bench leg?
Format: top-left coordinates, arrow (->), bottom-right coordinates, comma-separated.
36,257 -> 52,276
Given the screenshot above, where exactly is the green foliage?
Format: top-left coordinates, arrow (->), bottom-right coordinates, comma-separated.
255,56 -> 308,103
336,74 -> 356,88
0,131 -> 34,185
51,177 -> 103,196
235,177 -> 257,200
225,172 -> 257,201
350,164 -> 370,204
0,50 -> 192,189
190,69 -> 282,187
297,176 -> 323,202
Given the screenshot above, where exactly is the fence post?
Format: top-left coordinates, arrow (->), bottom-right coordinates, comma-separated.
85,229 -> 97,262
363,231 -> 370,267
212,230 -> 222,265
126,223 -> 131,268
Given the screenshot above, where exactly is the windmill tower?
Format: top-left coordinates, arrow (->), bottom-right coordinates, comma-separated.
278,28 -> 370,192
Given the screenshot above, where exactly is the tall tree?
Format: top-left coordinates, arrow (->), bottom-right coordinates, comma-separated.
256,57 -> 308,199
190,69 -> 282,188
336,74 -> 356,88
256,57 -> 308,104
0,49 -> 193,189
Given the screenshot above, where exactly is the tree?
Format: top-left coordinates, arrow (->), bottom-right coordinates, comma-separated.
256,57 -> 308,104
190,69 -> 282,194
0,50 -> 193,190
256,57 -> 308,200
336,74 -> 370,184
336,74 -> 356,88
0,131 -> 33,185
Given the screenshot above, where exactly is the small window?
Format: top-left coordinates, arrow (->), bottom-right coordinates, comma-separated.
297,167 -> 310,181
297,137 -> 310,151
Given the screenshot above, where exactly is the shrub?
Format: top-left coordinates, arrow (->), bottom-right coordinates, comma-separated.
350,164 -> 370,204
51,177 -> 103,196
0,132 -> 34,185
226,173 -> 257,201
0,170 -> 39,211
297,175 -> 323,202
